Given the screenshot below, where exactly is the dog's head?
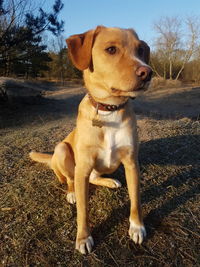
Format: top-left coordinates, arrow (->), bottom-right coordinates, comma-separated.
66,26 -> 152,100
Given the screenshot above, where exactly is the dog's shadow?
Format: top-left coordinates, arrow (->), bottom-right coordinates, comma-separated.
92,134 -> 200,244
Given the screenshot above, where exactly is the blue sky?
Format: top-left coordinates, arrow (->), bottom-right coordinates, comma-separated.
44,0 -> 200,45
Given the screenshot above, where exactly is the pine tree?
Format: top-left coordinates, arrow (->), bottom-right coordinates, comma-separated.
0,0 -> 64,77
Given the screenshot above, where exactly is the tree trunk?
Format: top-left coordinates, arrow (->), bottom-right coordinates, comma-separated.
169,59 -> 173,80
175,64 -> 185,80
150,60 -> 161,78
163,63 -> 166,79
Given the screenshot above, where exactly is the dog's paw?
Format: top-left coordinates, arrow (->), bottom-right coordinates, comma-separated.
76,235 -> 94,254
66,192 -> 76,204
106,178 -> 122,188
129,220 -> 146,245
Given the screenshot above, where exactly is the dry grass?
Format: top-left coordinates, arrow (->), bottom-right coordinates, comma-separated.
150,77 -> 182,89
0,83 -> 200,266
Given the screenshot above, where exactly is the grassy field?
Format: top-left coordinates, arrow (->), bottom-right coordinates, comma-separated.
0,83 -> 200,266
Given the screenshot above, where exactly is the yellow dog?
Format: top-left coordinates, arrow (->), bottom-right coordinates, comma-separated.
30,25 -> 152,254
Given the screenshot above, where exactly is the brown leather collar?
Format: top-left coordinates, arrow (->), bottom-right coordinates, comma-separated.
88,94 -> 128,112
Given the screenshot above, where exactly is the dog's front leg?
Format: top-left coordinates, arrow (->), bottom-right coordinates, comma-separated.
75,161 -> 94,254
122,154 -> 146,245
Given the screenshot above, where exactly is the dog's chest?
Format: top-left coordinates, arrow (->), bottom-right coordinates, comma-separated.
98,111 -> 133,169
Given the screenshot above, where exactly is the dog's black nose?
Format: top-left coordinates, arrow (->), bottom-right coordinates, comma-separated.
136,66 -> 152,82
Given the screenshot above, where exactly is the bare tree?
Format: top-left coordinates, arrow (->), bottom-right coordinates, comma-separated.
56,35 -> 66,84
152,16 -> 200,80
183,46 -> 200,83
0,0 -> 33,38
175,17 -> 199,80
153,16 -> 181,79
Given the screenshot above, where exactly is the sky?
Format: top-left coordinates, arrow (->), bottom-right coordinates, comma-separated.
43,0 -> 200,46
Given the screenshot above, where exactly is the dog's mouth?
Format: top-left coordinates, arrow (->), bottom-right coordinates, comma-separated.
111,81 -> 150,97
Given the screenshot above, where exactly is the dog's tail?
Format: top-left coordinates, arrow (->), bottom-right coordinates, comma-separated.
29,151 -> 52,167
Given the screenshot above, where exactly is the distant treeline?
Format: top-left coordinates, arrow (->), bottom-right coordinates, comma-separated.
1,1 -> 200,83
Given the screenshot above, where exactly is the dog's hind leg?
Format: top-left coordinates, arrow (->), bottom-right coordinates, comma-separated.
51,142 -> 76,204
89,170 -> 121,188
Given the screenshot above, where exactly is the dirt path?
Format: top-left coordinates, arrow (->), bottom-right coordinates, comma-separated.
45,84 -> 200,119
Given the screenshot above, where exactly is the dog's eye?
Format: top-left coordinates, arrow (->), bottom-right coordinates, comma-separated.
105,46 -> 117,55
138,47 -> 144,57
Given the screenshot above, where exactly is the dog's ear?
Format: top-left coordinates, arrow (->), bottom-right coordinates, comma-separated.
66,26 -> 104,71
140,40 -> 150,64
